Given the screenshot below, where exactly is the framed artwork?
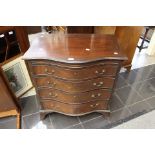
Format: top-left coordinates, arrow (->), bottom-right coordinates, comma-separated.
1,56 -> 32,98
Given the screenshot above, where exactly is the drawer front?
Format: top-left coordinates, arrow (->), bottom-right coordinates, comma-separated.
31,63 -> 119,80
34,76 -> 115,93
41,100 -> 109,115
38,88 -> 111,103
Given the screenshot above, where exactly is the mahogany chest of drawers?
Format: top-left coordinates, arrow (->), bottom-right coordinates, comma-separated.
23,34 -> 127,119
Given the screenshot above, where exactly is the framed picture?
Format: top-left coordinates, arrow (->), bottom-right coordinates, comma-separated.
1,56 -> 32,98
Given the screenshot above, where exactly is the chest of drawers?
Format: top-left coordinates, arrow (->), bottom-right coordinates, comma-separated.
23,34 -> 127,119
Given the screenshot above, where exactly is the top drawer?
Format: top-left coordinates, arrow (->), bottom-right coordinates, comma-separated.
30,62 -> 119,80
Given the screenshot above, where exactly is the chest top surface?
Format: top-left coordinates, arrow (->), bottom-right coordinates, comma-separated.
23,33 -> 127,63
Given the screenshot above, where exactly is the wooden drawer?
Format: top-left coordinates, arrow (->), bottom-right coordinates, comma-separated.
38,88 -> 111,103
41,99 -> 109,115
34,76 -> 115,93
31,63 -> 119,80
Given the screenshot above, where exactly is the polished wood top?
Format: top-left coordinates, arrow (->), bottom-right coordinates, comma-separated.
23,33 -> 127,63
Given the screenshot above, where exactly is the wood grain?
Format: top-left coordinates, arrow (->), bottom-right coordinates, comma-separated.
24,34 -> 127,118
0,72 -> 20,129
115,26 -> 143,70
34,76 -> 115,93
23,34 -> 127,63
94,26 -> 116,34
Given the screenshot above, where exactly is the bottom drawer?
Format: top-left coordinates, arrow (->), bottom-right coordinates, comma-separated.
40,100 -> 109,115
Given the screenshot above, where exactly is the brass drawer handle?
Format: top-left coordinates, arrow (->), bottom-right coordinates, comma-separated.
91,94 -> 95,98
93,82 -> 104,87
102,69 -> 105,73
91,93 -> 101,98
99,69 -> 106,75
90,103 -> 99,108
47,81 -> 56,87
45,69 -> 54,74
51,70 -> 55,74
44,68 -> 48,73
52,82 -> 56,86
97,82 -> 104,87
49,92 -> 58,98
53,94 -> 58,97
95,69 -> 105,75
47,81 -> 50,84
97,93 -> 101,96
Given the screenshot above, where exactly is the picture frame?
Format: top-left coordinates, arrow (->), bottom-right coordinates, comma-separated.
1,56 -> 33,98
